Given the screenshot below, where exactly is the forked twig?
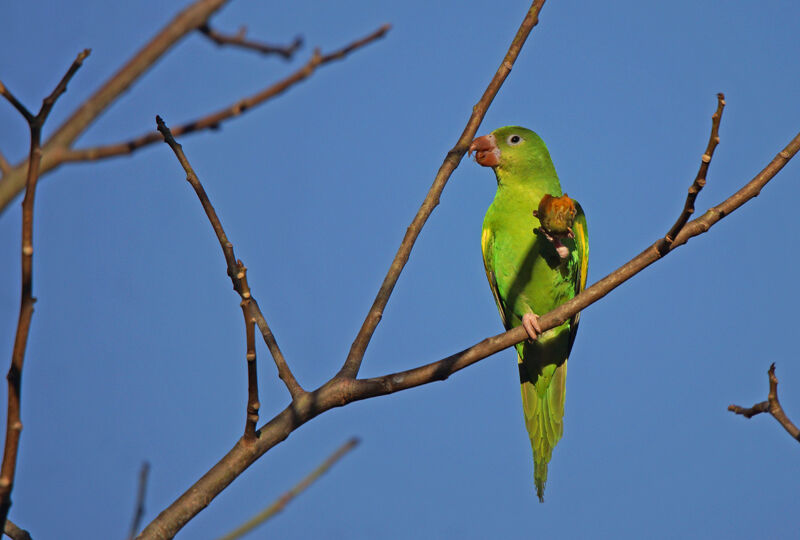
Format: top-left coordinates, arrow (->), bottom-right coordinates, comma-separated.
0,48 -> 91,533
729,364 -> 800,443
156,117 -> 300,406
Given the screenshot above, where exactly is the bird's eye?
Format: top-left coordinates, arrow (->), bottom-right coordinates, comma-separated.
507,134 -> 523,146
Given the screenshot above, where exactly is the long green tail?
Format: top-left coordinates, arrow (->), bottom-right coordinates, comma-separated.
520,358 -> 567,502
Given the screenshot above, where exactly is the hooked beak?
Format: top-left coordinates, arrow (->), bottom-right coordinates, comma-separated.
468,133 -> 500,167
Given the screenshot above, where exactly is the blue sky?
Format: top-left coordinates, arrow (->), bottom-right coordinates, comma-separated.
1,1 -> 799,538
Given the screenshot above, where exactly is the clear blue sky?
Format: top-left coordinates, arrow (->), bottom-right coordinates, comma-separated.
1,1 -> 799,538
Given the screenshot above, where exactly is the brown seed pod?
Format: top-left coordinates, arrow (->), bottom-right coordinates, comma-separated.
534,193 -> 577,237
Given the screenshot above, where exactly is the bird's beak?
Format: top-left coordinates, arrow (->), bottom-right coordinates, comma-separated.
469,133 -> 500,167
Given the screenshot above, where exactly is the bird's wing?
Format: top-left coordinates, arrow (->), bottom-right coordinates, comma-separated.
567,202 -> 589,354
481,226 -> 508,328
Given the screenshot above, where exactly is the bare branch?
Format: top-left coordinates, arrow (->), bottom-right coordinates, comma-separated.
137,4 -> 550,536
657,93 -> 726,254
337,0 -> 548,380
127,461 -> 151,540
155,117 -> 303,401
0,0 -> 231,214
216,438 -> 359,540
239,266 -> 260,441
729,364 -> 800,443
0,49 -> 90,534
58,24 -> 390,166
199,23 -> 302,59
138,121 -> 800,540
3,519 -> 32,540
46,0 -> 228,152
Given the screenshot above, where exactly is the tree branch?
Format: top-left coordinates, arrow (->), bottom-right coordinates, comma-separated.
139,106 -> 800,539
127,461 -> 151,540
46,0 -> 229,152
657,92 -> 725,254
337,0 -> 548,380
729,364 -> 800,443
0,48 -> 90,534
0,0 -> 231,214
137,3 -> 545,537
216,438 -> 359,540
58,24 -> 389,166
198,23 -> 302,59
240,269 -> 260,441
3,519 -> 32,540
155,117 -> 303,401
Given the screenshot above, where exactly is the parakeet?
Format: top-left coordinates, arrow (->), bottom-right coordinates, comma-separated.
470,126 -> 588,502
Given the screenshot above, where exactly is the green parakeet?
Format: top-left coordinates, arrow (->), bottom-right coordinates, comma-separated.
470,126 -> 588,502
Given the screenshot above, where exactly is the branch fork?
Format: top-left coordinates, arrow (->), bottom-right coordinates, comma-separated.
729,364 -> 800,443
0,48 -> 91,534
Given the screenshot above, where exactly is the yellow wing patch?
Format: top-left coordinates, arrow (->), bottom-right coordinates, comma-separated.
574,221 -> 589,293
481,226 -> 507,328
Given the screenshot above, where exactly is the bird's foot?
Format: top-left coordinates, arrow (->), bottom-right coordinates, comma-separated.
533,226 -> 572,259
522,312 -> 542,342
533,193 -> 577,260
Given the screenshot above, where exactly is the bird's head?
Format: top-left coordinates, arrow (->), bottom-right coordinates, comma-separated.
469,126 -> 555,179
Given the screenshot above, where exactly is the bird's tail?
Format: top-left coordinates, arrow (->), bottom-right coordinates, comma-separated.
519,357 -> 567,502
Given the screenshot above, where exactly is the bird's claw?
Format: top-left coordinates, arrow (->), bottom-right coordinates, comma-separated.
533,226 -> 571,259
522,312 -> 542,342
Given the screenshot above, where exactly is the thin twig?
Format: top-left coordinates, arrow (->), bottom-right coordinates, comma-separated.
728,400 -> 770,418
0,83 -> 33,123
337,0 -> 548,380
0,48 -> 90,534
657,92 -> 726,254
155,117 -> 302,401
216,438 -> 359,540
239,265 -> 260,441
3,519 -> 32,540
729,364 -> 800,442
127,461 -> 151,540
138,124 -> 800,540
199,23 -> 302,59
57,24 -> 390,165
